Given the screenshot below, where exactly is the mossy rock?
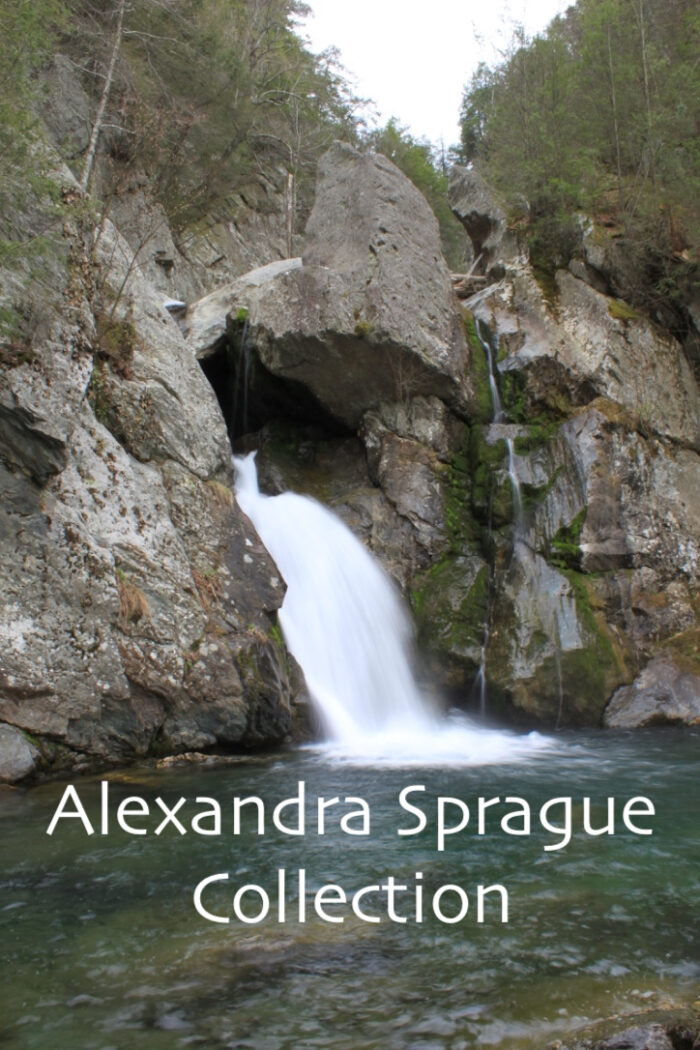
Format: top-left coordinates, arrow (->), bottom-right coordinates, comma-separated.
467,424 -> 510,525
607,298 -> 641,323
546,508 -> 587,571
411,555 -> 489,687
487,562 -> 628,726
462,309 -> 498,424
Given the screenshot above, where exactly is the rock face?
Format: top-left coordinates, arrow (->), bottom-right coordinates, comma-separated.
449,166 -> 522,278
604,651 -> 700,727
182,153 -> 698,729
189,142 -> 477,428
472,265 -> 699,448
455,258 -> 700,724
558,1021 -> 698,1050
0,169 -> 293,783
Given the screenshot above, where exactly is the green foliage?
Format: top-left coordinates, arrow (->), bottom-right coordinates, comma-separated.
65,0 -> 363,229
366,119 -> 469,270
0,0 -> 69,335
548,509 -> 587,570
457,0 -> 700,320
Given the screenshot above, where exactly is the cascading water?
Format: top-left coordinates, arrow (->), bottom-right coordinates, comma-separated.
476,318 -> 504,423
472,319 -> 502,712
507,437 -> 525,535
234,452 -> 550,764
231,317 -> 251,439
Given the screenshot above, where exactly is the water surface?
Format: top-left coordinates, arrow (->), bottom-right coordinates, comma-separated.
1,729 -> 698,1049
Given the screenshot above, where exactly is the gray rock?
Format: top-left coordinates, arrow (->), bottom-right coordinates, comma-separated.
186,142 -> 476,428
604,652 -> 700,727
40,54 -> 93,161
91,219 -> 230,477
185,258 -> 302,358
487,542 -> 626,725
472,263 -> 700,448
448,166 -> 522,277
0,724 -> 40,783
362,396 -> 462,462
0,198 -> 293,775
562,1023 -> 675,1050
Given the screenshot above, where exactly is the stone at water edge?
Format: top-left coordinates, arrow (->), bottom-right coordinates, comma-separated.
604,652 -> 700,728
0,724 -> 40,783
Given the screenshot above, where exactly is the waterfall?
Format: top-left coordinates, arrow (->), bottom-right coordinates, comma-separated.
506,438 -> 524,534
234,452 -> 550,765
231,317 -> 251,439
476,319 -> 504,422
472,319 -> 501,713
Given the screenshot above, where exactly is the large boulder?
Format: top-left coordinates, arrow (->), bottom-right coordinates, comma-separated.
187,142 -> 476,428
448,165 -> 522,278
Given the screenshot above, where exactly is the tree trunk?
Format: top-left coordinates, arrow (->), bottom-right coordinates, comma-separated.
80,0 -> 126,194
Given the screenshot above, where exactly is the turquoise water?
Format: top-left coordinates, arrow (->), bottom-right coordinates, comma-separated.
1,729 -> 698,1049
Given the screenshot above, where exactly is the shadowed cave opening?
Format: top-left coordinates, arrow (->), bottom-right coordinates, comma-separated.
199,330 -> 351,453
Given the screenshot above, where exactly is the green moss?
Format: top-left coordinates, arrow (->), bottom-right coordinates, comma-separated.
467,424 -> 510,526
564,570 -> 618,673
661,626 -> 699,671
513,416 -> 560,453
607,298 -> 640,323
235,307 -> 249,323
269,618 -> 284,650
412,558 -> 489,657
500,370 -> 527,423
353,319 -> 372,338
462,310 -> 496,423
548,508 -> 587,570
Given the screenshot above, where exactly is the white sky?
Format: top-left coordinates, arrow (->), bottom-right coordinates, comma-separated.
301,0 -> 573,148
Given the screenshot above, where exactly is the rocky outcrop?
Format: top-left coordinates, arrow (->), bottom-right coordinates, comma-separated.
442,256 -> 700,724
604,650 -> 700,727
188,142 -> 477,428
186,258 -> 301,357
0,171 -> 293,783
557,1019 -> 700,1050
472,265 -> 699,448
449,166 -> 522,278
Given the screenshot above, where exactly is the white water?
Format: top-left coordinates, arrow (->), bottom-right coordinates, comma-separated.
233,452 -> 550,765
507,437 -> 525,533
476,319 -> 504,422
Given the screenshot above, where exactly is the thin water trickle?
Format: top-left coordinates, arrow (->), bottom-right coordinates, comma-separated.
507,437 -> 525,534
231,317 -> 251,439
476,318 -> 504,422
233,452 -> 549,765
